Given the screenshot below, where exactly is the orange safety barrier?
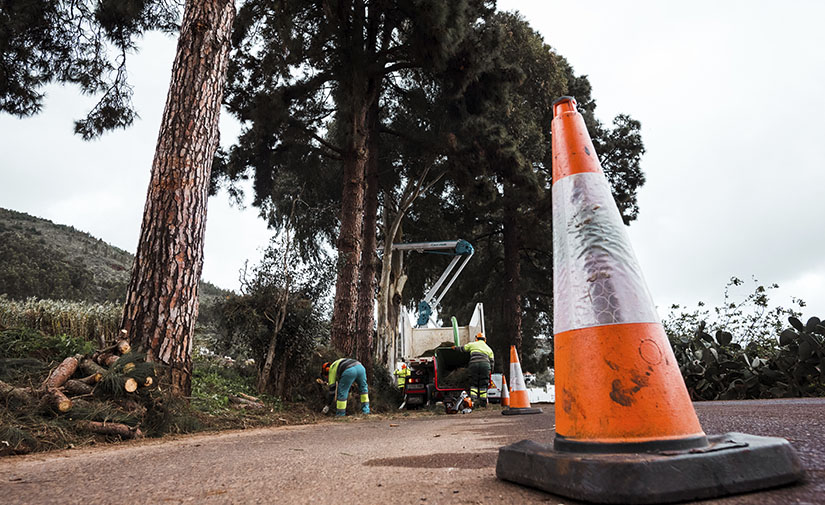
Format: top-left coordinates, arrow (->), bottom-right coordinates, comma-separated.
495,96 -> 803,503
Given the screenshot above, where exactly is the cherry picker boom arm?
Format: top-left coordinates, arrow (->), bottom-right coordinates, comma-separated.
384,239 -> 474,327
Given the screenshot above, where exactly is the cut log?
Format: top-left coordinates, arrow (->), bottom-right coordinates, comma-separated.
142,377 -> 154,388
94,352 -> 119,367
123,362 -> 136,374
238,392 -> 261,402
98,338 -> 131,355
0,380 -> 36,404
124,378 -> 138,393
62,379 -> 94,396
43,387 -> 72,412
79,358 -> 107,377
228,395 -> 264,409
43,356 -> 79,390
78,373 -> 103,385
76,420 -> 143,439
116,339 -> 131,354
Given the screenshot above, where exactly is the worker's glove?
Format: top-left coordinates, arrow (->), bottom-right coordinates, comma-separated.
321,405 -> 330,414
315,378 -> 324,385
451,346 -> 457,350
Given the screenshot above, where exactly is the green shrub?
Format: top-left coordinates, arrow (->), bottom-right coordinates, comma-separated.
665,278 -> 824,400
0,327 -> 95,362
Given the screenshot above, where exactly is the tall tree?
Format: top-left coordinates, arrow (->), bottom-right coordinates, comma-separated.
400,13 -> 646,372
219,0 -> 496,360
120,0 -> 235,396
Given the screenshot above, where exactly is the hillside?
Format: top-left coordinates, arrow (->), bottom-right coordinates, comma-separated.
0,208 -> 228,303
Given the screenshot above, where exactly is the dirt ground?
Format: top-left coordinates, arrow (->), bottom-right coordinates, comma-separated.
1,398 -> 823,504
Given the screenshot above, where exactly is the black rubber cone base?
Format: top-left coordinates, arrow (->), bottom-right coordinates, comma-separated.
502,407 -> 543,415
496,432 -> 804,504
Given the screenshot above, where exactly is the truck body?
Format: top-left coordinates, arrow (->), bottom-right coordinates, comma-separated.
399,302 -> 486,407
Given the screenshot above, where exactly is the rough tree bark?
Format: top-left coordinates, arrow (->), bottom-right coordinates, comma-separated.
330,90 -> 368,357
120,0 -> 235,397
355,96 -> 380,374
503,198 -> 522,371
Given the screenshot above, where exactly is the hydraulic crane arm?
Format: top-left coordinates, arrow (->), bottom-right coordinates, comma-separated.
381,239 -> 474,327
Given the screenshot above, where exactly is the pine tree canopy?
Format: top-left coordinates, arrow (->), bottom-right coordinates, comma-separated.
0,0 -> 180,138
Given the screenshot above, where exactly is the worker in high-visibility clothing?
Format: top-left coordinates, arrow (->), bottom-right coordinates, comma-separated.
322,358 -> 370,417
394,363 -> 410,389
454,333 -> 494,407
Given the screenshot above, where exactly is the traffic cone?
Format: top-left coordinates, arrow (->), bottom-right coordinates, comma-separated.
496,96 -> 803,503
500,375 -> 510,408
502,346 -> 542,415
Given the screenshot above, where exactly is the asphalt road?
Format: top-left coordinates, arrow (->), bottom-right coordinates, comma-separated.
1,398 -> 823,504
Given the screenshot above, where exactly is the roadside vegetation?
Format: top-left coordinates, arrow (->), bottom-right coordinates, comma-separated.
3,275 -> 823,457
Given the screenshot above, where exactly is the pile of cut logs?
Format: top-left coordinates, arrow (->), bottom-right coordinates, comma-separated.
0,333 -> 151,439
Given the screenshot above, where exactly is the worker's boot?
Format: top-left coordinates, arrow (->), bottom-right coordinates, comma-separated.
335,409 -> 346,417
362,405 -> 370,414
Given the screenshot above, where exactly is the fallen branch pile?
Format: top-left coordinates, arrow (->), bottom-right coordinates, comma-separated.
0,334 -> 157,451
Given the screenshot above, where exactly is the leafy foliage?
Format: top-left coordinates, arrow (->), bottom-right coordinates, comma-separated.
214,244 -> 332,398
665,278 -> 824,400
0,327 -> 95,363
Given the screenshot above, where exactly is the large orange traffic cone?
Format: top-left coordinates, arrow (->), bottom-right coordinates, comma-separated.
500,375 -> 510,408
502,346 -> 542,415
496,97 -> 803,503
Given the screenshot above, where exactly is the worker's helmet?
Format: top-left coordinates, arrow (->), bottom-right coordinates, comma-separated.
401,364 -> 407,369
476,332 -> 486,341
321,362 -> 331,374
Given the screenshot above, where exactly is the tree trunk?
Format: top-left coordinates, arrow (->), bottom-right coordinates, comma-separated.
330,96 -> 368,356
79,358 -> 106,377
355,96 -> 380,374
257,300 -> 287,394
119,0 -> 235,397
503,198 -> 523,373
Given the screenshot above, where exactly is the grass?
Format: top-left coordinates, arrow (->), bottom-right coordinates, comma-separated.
0,296 -> 121,344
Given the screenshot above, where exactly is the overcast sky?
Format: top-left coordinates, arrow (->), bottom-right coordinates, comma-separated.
1,0 -> 824,320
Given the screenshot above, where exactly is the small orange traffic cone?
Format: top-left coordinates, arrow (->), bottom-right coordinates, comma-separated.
496,96 -> 803,503
502,346 -> 541,416
500,375 -> 510,408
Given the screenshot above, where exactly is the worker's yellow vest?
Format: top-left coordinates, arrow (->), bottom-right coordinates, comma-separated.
395,368 -> 410,386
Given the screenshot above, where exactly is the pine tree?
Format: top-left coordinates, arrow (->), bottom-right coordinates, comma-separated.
120,0 -> 235,396
219,0 -> 497,364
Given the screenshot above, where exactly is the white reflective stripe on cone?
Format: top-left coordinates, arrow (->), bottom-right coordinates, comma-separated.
552,172 -> 659,334
510,361 -> 526,391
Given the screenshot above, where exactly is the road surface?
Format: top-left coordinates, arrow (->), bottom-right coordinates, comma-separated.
1,398 -> 823,504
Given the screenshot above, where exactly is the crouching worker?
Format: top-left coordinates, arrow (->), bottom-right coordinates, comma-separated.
322,358 -> 370,417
